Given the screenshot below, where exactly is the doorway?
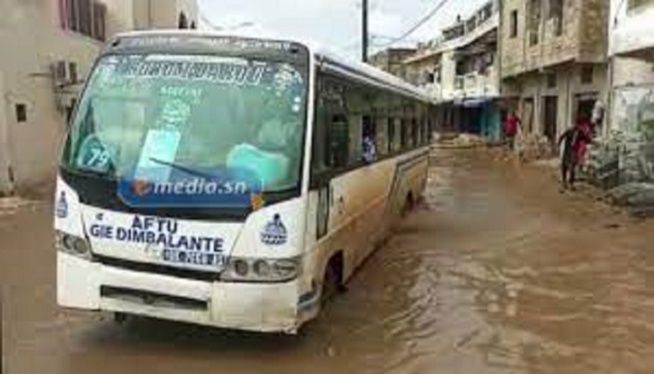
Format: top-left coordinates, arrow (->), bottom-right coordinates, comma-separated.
577,97 -> 596,122
543,96 -> 558,146
522,98 -> 535,134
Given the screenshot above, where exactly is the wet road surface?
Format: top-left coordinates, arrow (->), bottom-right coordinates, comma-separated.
2,148 -> 654,374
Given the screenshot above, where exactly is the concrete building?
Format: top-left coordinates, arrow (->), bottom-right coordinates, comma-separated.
499,0 -> 609,157
368,48 -> 417,81
0,0 -> 198,194
609,0 -> 654,134
586,0 -> 654,188
404,1 -> 502,141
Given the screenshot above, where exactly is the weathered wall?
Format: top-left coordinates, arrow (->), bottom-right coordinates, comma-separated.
610,0 -> 654,58
514,64 -> 607,138
0,0 -> 106,192
501,0 -> 608,77
500,0 -> 526,77
579,0 -> 610,62
0,0 -> 196,194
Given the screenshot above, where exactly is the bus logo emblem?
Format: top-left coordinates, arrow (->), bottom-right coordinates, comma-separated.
56,192 -> 68,218
261,214 -> 287,246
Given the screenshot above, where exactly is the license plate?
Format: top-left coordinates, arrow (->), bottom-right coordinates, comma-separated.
161,249 -> 224,267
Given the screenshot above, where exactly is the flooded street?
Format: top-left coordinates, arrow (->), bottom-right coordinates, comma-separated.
2,148 -> 654,374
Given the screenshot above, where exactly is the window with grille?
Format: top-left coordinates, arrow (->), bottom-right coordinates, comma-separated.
581,66 -> 594,84
59,0 -> 107,41
549,0 -> 563,36
510,10 -> 518,38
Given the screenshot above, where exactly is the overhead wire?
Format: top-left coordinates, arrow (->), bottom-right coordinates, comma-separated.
375,0 -> 453,48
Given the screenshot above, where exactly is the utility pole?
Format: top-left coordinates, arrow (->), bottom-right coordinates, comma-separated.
362,0 -> 368,63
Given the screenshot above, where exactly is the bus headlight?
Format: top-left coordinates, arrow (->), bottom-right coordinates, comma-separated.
56,231 -> 92,260
221,257 -> 301,283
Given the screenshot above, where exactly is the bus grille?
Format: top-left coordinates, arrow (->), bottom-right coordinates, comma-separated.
95,255 -> 219,282
101,286 -> 208,311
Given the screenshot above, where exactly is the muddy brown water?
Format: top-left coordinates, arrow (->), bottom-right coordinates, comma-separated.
2,148 -> 653,374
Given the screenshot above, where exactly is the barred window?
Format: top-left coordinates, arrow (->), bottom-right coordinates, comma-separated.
59,0 -> 106,41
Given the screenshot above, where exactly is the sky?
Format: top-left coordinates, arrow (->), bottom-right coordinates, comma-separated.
198,0 -> 488,60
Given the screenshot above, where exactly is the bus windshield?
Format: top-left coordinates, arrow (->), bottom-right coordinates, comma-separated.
62,54 -> 307,194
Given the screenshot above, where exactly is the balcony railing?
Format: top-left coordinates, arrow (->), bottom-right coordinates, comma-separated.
453,69 -> 498,97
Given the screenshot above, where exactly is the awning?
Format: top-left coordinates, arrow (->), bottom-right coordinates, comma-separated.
461,98 -> 492,108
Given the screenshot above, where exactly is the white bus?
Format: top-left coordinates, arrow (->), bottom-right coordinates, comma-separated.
55,31 -> 432,334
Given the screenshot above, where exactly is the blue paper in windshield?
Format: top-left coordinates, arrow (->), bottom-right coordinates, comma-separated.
134,129 -> 181,182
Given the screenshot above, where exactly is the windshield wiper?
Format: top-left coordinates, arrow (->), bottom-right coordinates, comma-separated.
148,158 -> 216,179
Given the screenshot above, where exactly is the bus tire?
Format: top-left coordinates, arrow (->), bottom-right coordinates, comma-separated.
321,253 -> 344,305
114,312 -> 128,324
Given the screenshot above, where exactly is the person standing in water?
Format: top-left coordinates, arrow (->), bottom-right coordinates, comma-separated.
558,119 -> 592,191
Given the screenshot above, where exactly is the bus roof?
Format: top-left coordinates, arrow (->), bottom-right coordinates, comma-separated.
112,30 -> 434,104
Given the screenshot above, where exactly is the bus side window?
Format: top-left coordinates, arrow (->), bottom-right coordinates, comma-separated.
400,118 -> 408,149
387,117 -> 395,154
376,113 -> 387,156
313,74 -> 349,174
362,114 -> 377,162
330,114 -> 349,168
312,87 -> 329,175
411,119 -> 418,148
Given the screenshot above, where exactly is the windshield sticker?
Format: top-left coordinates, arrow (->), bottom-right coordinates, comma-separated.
76,136 -> 113,173
159,99 -> 191,128
112,58 -> 269,87
160,85 -> 202,101
134,129 -> 182,182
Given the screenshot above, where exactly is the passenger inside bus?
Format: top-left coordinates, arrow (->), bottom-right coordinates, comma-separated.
226,92 -> 303,190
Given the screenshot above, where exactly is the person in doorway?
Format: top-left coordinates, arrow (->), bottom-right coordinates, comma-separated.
558,120 -> 592,191
590,99 -> 605,137
504,111 -> 521,151
576,114 -> 593,170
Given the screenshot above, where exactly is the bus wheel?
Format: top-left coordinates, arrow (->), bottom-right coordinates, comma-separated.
321,253 -> 344,305
114,312 -> 128,324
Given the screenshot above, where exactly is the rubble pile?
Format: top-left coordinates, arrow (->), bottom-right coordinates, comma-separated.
516,133 -> 553,162
587,130 -> 653,188
605,182 -> 654,217
436,133 -> 487,148
587,130 -> 654,216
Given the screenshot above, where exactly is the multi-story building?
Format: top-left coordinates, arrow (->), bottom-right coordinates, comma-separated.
609,0 -> 654,135
0,0 -> 198,194
404,1 -> 502,141
589,0 -> 654,187
500,0 -> 609,154
368,48 -> 417,81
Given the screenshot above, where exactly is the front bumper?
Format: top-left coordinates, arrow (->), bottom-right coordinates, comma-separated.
57,252 -> 307,333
